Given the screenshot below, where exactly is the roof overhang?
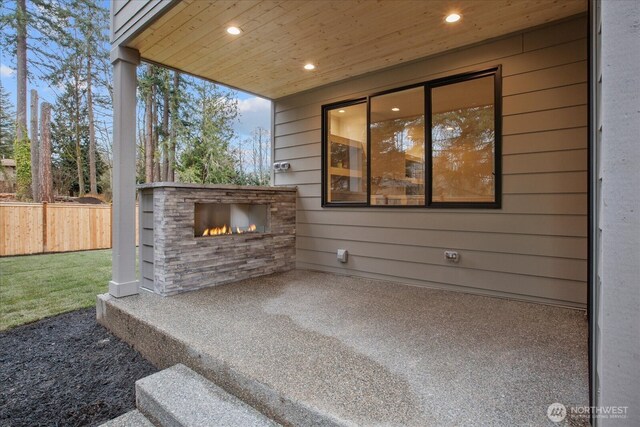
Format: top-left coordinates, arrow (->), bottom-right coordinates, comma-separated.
127,0 -> 587,99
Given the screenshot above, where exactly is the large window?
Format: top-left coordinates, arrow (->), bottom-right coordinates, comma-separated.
322,67 -> 501,208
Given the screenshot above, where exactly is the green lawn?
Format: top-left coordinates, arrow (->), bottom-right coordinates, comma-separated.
0,249 -> 112,331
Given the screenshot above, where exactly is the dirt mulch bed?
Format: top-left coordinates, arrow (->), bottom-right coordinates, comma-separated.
0,308 -> 158,427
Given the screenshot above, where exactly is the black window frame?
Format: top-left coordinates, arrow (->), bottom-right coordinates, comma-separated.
321,98 -> 369,207
321,66 -> 502,209
427,67 -> 502,209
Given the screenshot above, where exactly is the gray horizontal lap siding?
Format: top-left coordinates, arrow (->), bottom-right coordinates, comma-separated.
273,15 -> 588,308
111,0 -> 176,45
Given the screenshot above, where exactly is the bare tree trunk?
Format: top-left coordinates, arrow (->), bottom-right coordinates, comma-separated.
237,139 -> 244,177
258,128 -> 264,183
15,0 -> 27,141
30,89 -> 39,201
161,78 -> 169,181
39,103 -> 53,203
73,68 -> 84,196
87,52 -> 97,194
263,128 -> 270,184
144,80 -> 153,183
252,130 -> 258,177
168,71 -> 179,182
152,81 -> 160,181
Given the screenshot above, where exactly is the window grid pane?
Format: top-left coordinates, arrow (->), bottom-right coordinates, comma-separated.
370,87 -> 425,206
431,76 -> 496,204
326,103 -> 367,204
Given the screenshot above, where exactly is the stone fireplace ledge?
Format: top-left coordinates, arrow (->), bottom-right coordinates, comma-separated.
138,183 -> 297,296
137,182 -> 297,192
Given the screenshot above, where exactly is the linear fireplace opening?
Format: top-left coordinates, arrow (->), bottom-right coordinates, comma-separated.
194,203 -> 270,237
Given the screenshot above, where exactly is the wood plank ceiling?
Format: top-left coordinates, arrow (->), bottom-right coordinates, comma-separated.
129,0 -> 587,99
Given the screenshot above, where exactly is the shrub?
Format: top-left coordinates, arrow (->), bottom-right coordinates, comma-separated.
13,136 -> 31,200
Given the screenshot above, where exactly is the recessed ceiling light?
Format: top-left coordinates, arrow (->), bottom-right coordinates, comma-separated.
338,109 -> 346,113
226,26 -> 242,35
304,63 -> 316,70
391,107 -> 400,112
445,13 -> 461,23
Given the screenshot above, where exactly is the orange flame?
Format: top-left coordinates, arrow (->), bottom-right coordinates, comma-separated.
201,224 -> 258,237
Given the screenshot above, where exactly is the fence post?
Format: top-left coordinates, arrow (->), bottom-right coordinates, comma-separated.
42,202 -> 48,253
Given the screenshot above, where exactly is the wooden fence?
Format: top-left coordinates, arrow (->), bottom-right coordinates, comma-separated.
0,202 -> 138,256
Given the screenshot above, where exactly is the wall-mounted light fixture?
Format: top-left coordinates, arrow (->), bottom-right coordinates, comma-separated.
273,162 -> 291,172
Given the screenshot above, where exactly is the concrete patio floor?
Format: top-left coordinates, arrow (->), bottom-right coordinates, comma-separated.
97,270 -> 588,426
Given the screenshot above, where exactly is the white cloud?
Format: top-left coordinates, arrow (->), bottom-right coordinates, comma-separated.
234,96 -> 271,139
238,96 -> 270,113
0,64 -> 15,77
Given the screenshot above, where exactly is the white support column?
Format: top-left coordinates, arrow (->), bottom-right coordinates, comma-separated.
109,46 -> 140,298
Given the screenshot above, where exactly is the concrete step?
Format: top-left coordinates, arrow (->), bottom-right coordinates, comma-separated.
100,409 -> 156,427
98,292 -> 345,426
136,364 -> 280,427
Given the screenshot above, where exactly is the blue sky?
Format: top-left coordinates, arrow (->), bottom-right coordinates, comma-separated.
0,0 -> 271,143
0,60 -> 271,144
232,92 -> 271,138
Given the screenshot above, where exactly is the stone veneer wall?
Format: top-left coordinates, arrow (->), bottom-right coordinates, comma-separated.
139,184 -> 296,296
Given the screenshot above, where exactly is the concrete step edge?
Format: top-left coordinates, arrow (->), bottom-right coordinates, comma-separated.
135,363 -> 280,427
99,409 -> 156,427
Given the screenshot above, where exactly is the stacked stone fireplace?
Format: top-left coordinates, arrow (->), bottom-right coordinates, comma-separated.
138,183 -> 296,296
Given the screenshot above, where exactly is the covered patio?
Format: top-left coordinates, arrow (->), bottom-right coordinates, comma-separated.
105,0 -> 640,425
98,270 -> 588,426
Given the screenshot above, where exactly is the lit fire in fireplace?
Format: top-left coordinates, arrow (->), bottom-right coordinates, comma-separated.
202,224 -> 257,236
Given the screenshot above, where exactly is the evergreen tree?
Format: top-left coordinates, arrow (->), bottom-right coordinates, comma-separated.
167,71 -> 183,181
64,0 -> 112,195
65,0 -> 109,194
0,82 -> 15,159
1,0 -> 68,199
177,79 -> 239,184
39,101 -> 53,202
138,64 -> 158,182
0,0 -> 68,139
49,81 -> 105,196
13,136 -> 31,199
51,81 -> 86,196
154,68 -> 185,182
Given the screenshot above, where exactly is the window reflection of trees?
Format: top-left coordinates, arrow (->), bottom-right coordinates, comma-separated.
371,116 -> 424,199
432,105 -> 494,202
